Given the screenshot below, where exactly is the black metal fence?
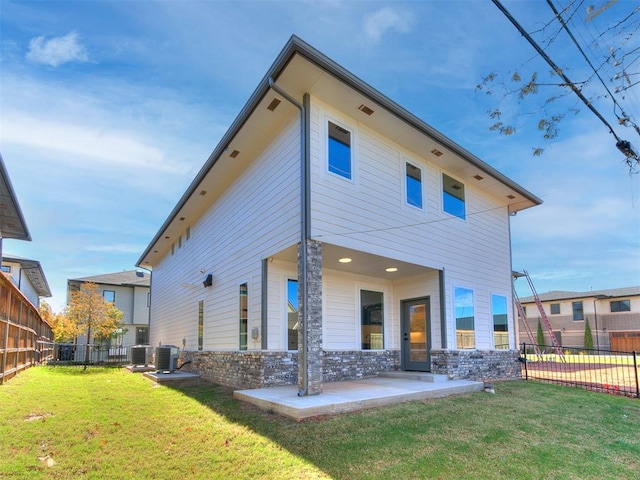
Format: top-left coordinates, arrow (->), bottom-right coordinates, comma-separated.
520,343 -> 639,398
46,343 -> 152,369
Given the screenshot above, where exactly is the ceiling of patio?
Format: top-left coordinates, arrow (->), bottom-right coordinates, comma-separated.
272,243 -> 434,280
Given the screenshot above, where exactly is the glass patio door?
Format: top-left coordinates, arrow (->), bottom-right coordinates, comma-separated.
401,297 -> 431,371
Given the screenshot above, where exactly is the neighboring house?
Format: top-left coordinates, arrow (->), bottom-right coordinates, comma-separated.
67,270 -> 151,347
1,255 -> 52,308
137,36 -> 542,392
0,153 -> 53,383
518,286 -> 640,351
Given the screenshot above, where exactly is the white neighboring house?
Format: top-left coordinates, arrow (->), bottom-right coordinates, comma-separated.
137,36 -> 542,392
67,270 -> 150,348
1,254 -> 51,308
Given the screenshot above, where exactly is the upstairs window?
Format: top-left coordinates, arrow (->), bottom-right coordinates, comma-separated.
406,162 -> 423,208
550,303 -> 560,315
572,301 -> 584,321
328,121 -> 351,179
103,290 -> 115,304
287,279 -> 298,350
443,174 -> 465,219
610,300 -> 630,312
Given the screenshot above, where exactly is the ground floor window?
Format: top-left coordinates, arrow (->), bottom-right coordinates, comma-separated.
136,327 -> 149,345
239,283 -> 248,350
361,290 -> 384,350
197,300 -> 204,351
455,287 -> 475,349
492,294 -> 508,350
287,279 -> 298,350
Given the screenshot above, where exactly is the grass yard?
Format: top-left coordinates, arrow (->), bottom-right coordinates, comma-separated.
1,367 -> 639,479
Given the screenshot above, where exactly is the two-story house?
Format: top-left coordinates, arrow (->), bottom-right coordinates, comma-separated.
137,36 -> 542,393
67,270 -> 150,348
1,255 -> 51,308
518,286 -> 640,351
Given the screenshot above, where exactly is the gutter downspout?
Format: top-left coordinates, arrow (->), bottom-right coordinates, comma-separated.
268,78 -> 309,396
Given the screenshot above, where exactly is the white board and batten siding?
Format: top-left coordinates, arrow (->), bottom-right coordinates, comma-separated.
309,98 -> 516,350
149,120 -> 301,351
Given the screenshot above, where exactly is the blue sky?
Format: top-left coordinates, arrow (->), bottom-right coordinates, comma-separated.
1,0 -> 638,311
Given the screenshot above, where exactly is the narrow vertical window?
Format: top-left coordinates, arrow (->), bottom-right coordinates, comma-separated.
361,290 -> 384,350
455,287 -> 475,349
198,300 -> 204,351
287,279 -> 298,350
572,301 -> 584,321
492,294 -> 508,350
328,121 -> 351,179
186,226 -> 191,240
443,174 -> 466,219
103,290 -> 115,304
406,162 -> 423,208
239,283 -> 248,350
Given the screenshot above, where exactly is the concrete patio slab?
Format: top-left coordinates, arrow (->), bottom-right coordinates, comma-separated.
234,374 -> 484,420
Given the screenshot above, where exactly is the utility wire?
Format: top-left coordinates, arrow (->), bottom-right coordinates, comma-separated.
491,0 -> 638,162
546,0 -> 639,134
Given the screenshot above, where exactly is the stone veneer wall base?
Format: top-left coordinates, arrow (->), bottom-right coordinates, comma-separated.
178,349 -> 400,389
430,349 -> 521,381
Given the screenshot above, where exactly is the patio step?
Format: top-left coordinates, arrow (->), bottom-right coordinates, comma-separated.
379,371 -> 451,383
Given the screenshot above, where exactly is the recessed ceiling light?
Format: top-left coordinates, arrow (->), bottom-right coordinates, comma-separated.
230,149 -> 240,158
385,267 -> 398,272
431,148 -> 443,157
339,258 -> 352,263
199,190 -> 207,196
474,174 -> 484,181
507,194 -> 516,199
179,217 -> 186,221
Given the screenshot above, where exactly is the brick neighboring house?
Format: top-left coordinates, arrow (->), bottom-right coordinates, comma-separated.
137,36 -> 542,392
1,254 -> 51,308
67,270 -> 150,348
518,286 -> 640,351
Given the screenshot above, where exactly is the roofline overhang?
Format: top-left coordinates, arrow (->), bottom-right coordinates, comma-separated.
137,35 -> 543,267
0,153 -> 31,242
2,255 -> 51,297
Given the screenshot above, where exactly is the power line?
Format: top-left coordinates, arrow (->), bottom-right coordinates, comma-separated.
491,0 -> 639,163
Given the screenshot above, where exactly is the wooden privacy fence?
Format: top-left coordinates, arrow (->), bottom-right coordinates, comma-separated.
0,273 -> 53,384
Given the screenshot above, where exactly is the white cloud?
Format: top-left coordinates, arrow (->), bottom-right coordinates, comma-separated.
26,31 -> 89,67
363,7 -> 413,43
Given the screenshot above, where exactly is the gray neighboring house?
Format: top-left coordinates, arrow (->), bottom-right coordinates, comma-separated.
518,286 -> 640,351
67,270 -> 150,347
2,254 -> 51,308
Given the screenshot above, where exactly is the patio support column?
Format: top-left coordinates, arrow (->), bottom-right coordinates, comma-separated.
298,239 -> 323,395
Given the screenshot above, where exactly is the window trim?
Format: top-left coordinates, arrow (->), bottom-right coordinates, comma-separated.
286,278 -> 299,351
572,301 -> 584,321
491,293 -> 509,350
442,173 -> 466,220
360,289 -> 385,351
454,286 -> 475,349
404,159 -> 424,210
326,118 -> 354,182
550,303 -> 561,315
610,299 -> 631,313
103,290 -> 116,304
239,283 -> 248,351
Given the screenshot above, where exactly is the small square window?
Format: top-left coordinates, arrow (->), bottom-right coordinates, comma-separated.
550,303 -> 560,315
328,121 -> 351,179
443,173 -> 465,219
103,290 -> 115,304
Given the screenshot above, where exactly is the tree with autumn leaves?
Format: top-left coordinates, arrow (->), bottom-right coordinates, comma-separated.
40,283 -> 124,362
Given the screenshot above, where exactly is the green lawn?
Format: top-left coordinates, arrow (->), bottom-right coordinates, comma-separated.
1,367 -> 639,479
